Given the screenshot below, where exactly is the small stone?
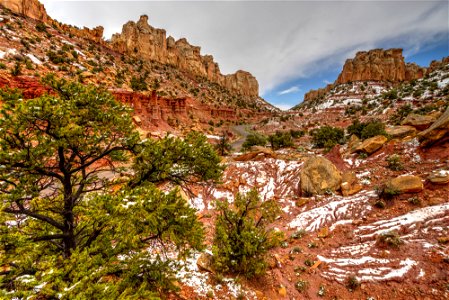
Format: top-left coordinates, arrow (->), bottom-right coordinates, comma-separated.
278,285 -> 287,297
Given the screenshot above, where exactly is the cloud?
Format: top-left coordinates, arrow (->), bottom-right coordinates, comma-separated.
323,80 -> 333,85
42,1 -> 448,98
278,86 -> 300,95
273,103 -> 293,111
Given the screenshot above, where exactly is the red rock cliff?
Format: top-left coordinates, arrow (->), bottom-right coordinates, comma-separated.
1,0 -> 48,22
336,48 -> 424,84
111,15 -> 259,97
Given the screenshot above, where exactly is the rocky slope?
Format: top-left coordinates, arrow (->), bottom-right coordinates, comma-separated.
300,48 -> 431,104
0,0 -> 276,136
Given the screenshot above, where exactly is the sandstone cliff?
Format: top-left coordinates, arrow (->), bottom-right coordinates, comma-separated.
336,48 -> 424,84
1,0 -> 48,22
302,48 -> 429,104
111,15 -> 259,97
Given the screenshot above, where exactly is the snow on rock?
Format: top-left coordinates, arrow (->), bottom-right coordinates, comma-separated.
288,191 -> 377,232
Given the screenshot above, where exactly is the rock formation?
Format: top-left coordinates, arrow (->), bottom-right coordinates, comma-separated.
336,48 -> 424,84
300,156 -> 342,196
111,15 -> 259,97
1,0 -> 48,22
301,48 -> 429,104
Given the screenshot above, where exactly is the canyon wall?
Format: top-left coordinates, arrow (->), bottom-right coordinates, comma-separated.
111,15 -> 259,97
1,0 -> 48,22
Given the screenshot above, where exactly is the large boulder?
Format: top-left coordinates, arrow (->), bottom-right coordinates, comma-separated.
355,135 -> 388,154
418,107 -> 449,147
300,156 -> 342,196
387,175 -> 423,193
401,113 -> 440,130
341,171 -> 362,196
385,126 -> 417,139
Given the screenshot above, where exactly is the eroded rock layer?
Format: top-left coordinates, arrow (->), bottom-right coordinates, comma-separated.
111,15 -> 259,97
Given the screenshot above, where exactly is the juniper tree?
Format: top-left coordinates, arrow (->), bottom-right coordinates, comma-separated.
0,76 -> 222,299
212,190 -> 282,278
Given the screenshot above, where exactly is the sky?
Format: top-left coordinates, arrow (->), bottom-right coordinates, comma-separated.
41,1 -> 449,110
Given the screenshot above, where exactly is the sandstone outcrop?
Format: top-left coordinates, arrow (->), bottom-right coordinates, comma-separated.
387,175 -> 423,193
300,156 -> 342,196
401,113 -> 440,130
111,15 -> 259,97
385,126 -> 417,139
354,135 -> 388,154
59,24 -> 104,44
418,107 -> 449,147
336,48 -> 423,84
1,0 -> 48,22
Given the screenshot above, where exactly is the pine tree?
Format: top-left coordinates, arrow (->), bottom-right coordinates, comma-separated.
0,76 -> 223,298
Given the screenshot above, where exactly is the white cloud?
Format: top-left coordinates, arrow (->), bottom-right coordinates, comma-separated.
278,86 -> 300,95
42,1 -> 448,97
323,80 -> 333,85
273,103 -> 293,111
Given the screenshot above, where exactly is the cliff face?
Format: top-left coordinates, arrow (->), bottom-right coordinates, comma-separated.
302,48 -> 430,104
1,0 -> 48,22
111,15 -> 259,97
336,48 -> 424,84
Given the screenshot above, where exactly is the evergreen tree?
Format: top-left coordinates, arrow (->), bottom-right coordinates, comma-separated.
212,190 -> 282,278
0,76 -> 222,298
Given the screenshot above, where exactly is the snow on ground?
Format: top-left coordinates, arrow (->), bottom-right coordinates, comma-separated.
354,203 -> 449,240
26,53 -> 42,65
317,202 -> 449,283
288,191 -> 377,231
176,252 -> 256,299
191,158 -> 303,212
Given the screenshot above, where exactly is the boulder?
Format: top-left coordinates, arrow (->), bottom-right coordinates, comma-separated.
427,169 -> 449,184
418,107 -> 449,147
401,113 -> 439,130
300,156 -> 342,196
385,125 -> 417,138
387,175 -> 423,193
347,134 -> 361,153
196,252 -> 214,273
341,171 -> 362,196
355,135 -> 388,154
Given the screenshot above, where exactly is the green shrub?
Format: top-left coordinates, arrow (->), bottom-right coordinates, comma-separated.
390,104 -> 413,125
35,22 -> 47,32
212,190 -> 282,278
377,230 -> 403,248
310,126 -> 345,150
268,131 -> 294,150
11,62 -> 21,76
295,280 -> 309,292
242,133 -> 267,151
346,275 -> 360,291
347,119 -> 386,140
386,154 -> 404,171
130,76 -> 148,91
